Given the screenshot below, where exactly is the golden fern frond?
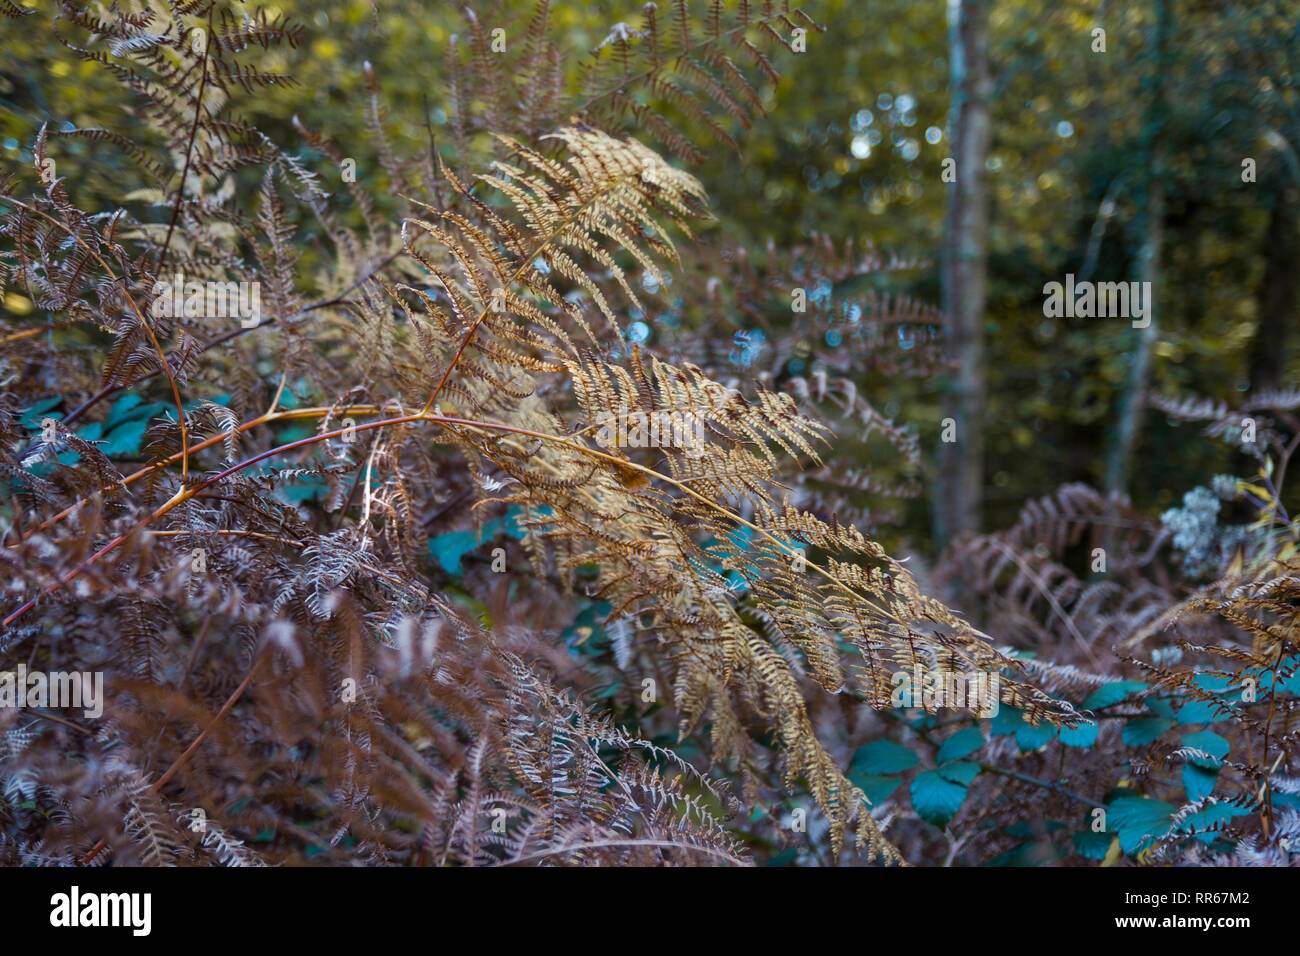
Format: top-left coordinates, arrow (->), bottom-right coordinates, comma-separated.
400,125 -> 710,393
436,331 -> 1082,858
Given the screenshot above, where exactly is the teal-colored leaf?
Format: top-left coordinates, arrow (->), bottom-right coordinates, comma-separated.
1122,716 -> 1174,746
20,396 -> 63,428
850,740 -> 918,775
1145,696 -> 1176,719
984,842 -> 1066,866
1083,680 -> 1146,710
1072,830 -> 1113,860
104,393 -> 144,426
429,529 -> 480,575
1180,731 -> 1229,767
279,478 -> 327,503
937,761 -> 980,786
989,705 -> 1023,736
100,418 -> 149,458
1176,698 -> 1227,724
1015,718 -> 1057,752
1280,658 -> 1300,695
991,706 -> 1059,750
1006,820 -> 1064,839
849,773 -> 902,806
427,509 -> 531,576
936,727 -> 984,764
767,848 -> 799,867
1175,674 -> 1240,723
1059,720 -> 1099,748
1182,763 -> 1218,803
910,768 -> 969,826
1190,673 -> 1236,694
562,600 -> 615,653
1273,790 -> 1300,810
1176,800 -> 1252,837
1107,796 -> 1175,854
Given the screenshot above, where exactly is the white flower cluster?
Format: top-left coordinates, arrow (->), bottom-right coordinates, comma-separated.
1160,481 -> 1251,580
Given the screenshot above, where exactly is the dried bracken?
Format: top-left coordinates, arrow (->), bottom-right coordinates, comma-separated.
0,0 -> 1050,867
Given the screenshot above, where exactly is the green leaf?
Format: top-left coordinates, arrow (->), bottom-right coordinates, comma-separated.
850,740 -> 918,775
936,726 -> 984,764
1122,716 -> 1174,746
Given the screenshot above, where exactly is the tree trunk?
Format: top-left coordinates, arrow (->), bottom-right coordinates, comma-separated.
1248,180 -> 1298,393
937,0 -> 993,555
1105,177 -> 1163,495
1104,0 -> 1169,498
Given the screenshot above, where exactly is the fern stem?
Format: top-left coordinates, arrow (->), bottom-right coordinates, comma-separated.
428,415 -> 988,657
11,403 -> 1004,693
153,1 -> 216,278
58,249 -> 403,429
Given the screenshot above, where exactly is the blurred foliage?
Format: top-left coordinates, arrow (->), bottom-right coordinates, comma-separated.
4,0 -> 1300,869
6,0 -> 1297,545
